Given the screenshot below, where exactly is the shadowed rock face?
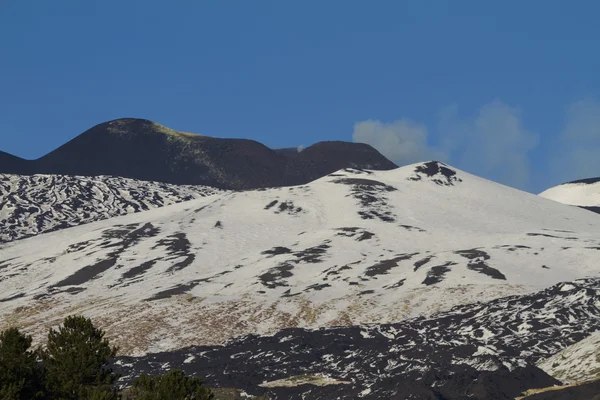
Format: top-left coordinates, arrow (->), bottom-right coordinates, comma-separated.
581,205 -> 600,214
0,119 -> 397,189
0,151 -> 30,174
282,141 -> 398,186
562,177 -> 600,185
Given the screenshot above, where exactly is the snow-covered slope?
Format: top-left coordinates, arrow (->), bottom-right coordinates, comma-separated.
1,162 -> 600,356
0,174 -> 223,243
540,177 -> 600,207
538,331 -> 600,384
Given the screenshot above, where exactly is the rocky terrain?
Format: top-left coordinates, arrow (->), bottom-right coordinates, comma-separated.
0,150 -> 29,174
0,118 -> 397,189
113,278 -> 600,399
0,174 -> 223,243
2,161 -> 600,398
2,161 -> 600,354
538,330 -> 600,384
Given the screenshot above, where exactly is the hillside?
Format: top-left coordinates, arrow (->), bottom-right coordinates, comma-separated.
2,161 -> 600,358
0,150 -> 30,174
521,379 -> 600,400
538,330 -> 600,384
0,173 -> 223,243
114,278 -> 600,399
540,177 -> 600,214
0,118 -> 397,189
3,161 -> 600,397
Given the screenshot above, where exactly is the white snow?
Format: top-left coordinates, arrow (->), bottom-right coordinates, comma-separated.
1,162 -> 600,356
540,180 -> 600,207
0,173 -> 224,243
538,330 -> 600,383
183,355 -> 195,364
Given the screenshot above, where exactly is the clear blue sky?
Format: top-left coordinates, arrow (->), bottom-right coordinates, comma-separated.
1,1 -> 600,193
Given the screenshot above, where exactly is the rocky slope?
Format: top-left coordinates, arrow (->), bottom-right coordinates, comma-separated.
0,174 -> 223,243
114,278 -> 600,399
2,162 -> 600,359
538,330 -> 600,384
0,150 -> 30,174
0,118 -> 397,189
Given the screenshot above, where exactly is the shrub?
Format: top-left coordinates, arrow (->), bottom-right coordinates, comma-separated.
130,369 -> 214,400
2,315 -> 216,400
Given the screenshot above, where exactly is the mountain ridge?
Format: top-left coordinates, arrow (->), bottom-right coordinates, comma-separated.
0,150 -> 29,174
0,118 -> 397,189
3,161 -> 600,397
2,161 -> 600,356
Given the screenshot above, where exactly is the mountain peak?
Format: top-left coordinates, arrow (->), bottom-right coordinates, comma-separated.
0,119 -> 397,189
91,118 -> 202,140
405,161 -> 463,186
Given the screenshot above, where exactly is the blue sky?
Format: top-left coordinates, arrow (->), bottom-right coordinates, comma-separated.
1,1 -> 599,193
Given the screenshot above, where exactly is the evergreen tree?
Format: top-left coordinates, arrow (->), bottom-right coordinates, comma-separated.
83,385 -> 120,400
130,369 -> 214,400
0,327 -> 45,400
42,315 -> 119,399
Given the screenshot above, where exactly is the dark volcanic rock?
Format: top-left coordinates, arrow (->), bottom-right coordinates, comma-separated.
0,151 -> 30,174
261,247 -> 293,256
114,278 -> 600,399
562,177 -> 600,185
422,261 -> 456,285
51,223 -> 160,289
455,249 -> 507,280
0,174 -> 222,244
408,161 -> 463,186
333,173 -> 398,223
580,205 -> 600,214
282,141 -> 397,187
0,119 -> 397,190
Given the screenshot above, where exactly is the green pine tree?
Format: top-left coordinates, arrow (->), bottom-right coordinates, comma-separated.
83,385 -> 120,400
0,327 -> 45,400
130,369 -> 214,400
42,315 -> 119,400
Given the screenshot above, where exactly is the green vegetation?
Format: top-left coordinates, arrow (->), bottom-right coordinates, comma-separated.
128,370 -> 213,400
0,316 -> 215,400
0,327 -> 45,399
42,315 -> 119,399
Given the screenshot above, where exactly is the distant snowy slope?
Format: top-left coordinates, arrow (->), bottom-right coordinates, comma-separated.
540,177 -> 600,207
0,174 -> 224,243
1,162 -> 600,356
538,331 -> 600,384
